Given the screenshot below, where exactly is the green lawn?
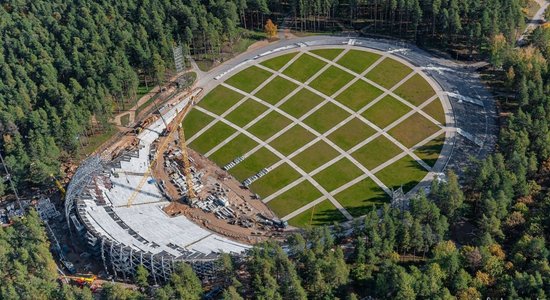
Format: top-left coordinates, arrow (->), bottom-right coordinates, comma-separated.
189,122 -> 236,154
279,89 -> 324,118
336,50 -> 382,74
335,80 -> 383,111
308,66 -> 355,96
208,134 -> 258,166
375,155 -> 428,193
182,109 -> 215,139
267,181 -> 322,217
80,126 -> 117,158
327,118 -> 376,151
413,133 -> 445,167
120,113 -> 130,126
351,136 -> 403,170
333,178 -> 389,217
365,57 -> 413,89
229,147 -> 280,181
254,76 -> 298,104
198,86 -> 244,115
361,95 -> 411,129
283,54 -> 326,82
225,66 -> 272,93
291,140 -> 340,173
250,163 -> 302,198
422,99 -> 446,125
303,102 -> 350,134
261,52 -> 299,71
313,158 -> 364,193
247,111 -> 293,140
394,74 -> 436,106
288,200 -> 346,227
309,49 -> 344,61
270,125 -> 317,155
224,99 -> 269,127
388,113 -> 441,148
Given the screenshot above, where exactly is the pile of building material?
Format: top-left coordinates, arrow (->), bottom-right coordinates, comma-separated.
223,156 -> 244,171
243,168 -> 270,187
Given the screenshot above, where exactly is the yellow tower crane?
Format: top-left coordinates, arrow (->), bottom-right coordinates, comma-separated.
177,124 -> 197,202
126,93 -> 199,208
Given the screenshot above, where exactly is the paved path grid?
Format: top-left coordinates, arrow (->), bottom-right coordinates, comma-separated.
185,45 -> 455,226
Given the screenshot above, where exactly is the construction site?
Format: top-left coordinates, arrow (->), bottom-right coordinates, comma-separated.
62,85 -> 288,284
56,36 -> 499,285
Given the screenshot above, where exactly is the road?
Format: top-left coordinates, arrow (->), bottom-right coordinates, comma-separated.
518,0 -> 549,43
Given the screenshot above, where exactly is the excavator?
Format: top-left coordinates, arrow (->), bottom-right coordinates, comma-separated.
126,90 -> 201,208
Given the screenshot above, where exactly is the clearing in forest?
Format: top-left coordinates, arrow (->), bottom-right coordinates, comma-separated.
186,46 -> 448,227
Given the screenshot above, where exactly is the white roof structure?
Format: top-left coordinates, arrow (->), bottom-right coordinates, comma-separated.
76,89 -> 249,260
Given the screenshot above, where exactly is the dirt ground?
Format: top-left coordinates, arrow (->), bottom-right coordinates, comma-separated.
151,133 -> 288,245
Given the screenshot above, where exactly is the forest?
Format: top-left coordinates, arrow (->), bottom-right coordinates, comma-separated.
1,0 -> 549,298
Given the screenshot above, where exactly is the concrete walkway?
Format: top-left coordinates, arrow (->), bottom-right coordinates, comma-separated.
188,45 -> 454,221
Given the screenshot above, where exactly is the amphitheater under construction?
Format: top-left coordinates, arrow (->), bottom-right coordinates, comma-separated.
64,37 -> 497,282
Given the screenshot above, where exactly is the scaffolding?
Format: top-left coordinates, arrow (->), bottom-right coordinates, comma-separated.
65,156 -> 229,282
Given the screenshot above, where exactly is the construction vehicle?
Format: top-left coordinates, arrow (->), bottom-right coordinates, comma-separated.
62,274 -> 97,286
126,89 -> 202,207
50,174 -> 66,197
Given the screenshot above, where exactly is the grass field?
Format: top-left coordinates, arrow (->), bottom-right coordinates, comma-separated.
230,147 -> 279,181
376,155 -> 428,192
394,74 -> 436,106
309,66 -> 355,96
336,50 -> 381,74
183,110 -> 215,138
189,122 -> 236,154
413,133 -> 445,167
366,57 -> 413,89
186,47 -> 448,227
249,163 -> 302,197
283,54 -> 326,82
225,66 -> 272,92
261,52 -> 299,71
267,180 -> 322,217
248,111 -> 292,140
309,49 -> 344,60
422,99 -> 446,125
303,102 -> 350,133
388,113 -> 441,148
254,76 -> 298,104
291,140 -> 340,172
351,136 -> 402,170
269,124 -> 316,155
361,95 -> 411,129
224,99 -> 268,127
312,158 -> 364,192
333,178 -> 389,217
335,80 -> 383,111
288,200 -> 346,227
198,86 -> 243,115
208,134 -> 258,166
279,89 -> 324,118
327,118 -> 376,150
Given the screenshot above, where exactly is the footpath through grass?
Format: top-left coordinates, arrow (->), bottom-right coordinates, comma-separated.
267,180 -> 322,217
288,200 -> 346,227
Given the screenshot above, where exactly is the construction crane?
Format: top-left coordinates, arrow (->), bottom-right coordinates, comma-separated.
177,124 -> 197,202
126,90 -> 201,207
50,174 -> 66,197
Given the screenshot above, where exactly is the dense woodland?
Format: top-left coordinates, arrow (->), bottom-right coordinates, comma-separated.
1,0 -> 550,299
